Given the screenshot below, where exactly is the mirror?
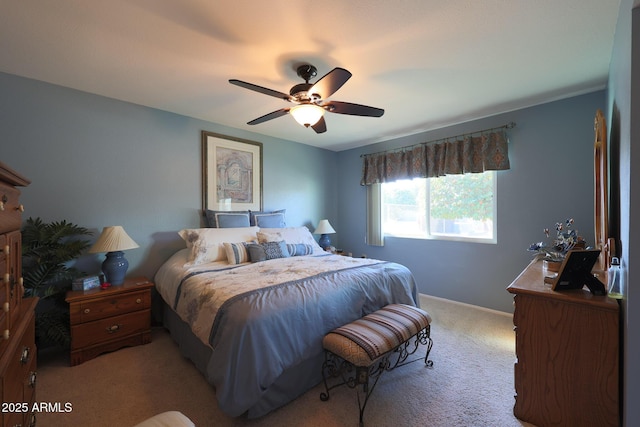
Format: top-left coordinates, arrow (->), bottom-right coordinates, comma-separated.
594,109 -> 611,272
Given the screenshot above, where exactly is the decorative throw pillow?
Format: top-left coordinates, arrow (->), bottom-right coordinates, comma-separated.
246,241 -> 290,262
287,243 -> 315,256
215,213 -> 250,228
258,226 -> 325,254
254,212 -> 286,228
262,240 -> 290,260
223,242 -> 251,265
246,243 -> 267,262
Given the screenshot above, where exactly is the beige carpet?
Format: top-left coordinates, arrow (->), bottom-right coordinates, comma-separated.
36,295 -> 533,427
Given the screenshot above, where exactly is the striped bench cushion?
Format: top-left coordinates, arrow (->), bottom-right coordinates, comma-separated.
323,304 -> 431,366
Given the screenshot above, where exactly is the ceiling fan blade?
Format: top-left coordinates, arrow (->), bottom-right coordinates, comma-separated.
308,68 -> 352,100
311,116 -> 327,134
229,79 -> 292,101
247,108 -> 290,125
325,101 -> 384,117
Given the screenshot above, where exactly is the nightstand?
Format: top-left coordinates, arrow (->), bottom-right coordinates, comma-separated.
66,276 -> 154,366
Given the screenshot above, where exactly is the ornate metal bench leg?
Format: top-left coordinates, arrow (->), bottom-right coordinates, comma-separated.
321,324 -> 434,426
321,351 -> 347,402
355,358 -> 388,427
421,325 -> 434,368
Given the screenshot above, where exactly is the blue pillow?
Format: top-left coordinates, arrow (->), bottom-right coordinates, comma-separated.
215,213 -> 250,228
246,243 -> 267,262
248,209 -> 286,227
204,209 -> 250,228
287,243 -> 314,256
246,241 -> 290,262
255,213 -> 286,228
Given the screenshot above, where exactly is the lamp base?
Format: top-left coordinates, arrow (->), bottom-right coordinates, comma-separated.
102,251 -> 129,286
318,234 -> 332,250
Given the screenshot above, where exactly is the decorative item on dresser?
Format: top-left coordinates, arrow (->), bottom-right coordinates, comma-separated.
0,161 -> 38,427
507,259 -> 619,427
65,276 -> 153,366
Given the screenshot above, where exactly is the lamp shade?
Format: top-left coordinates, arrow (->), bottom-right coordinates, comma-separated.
314,219 -> 336,235
89,226 -> 139,286
290,104 -> 324,127
89,226 -> 139,253
314,219 -> 336,250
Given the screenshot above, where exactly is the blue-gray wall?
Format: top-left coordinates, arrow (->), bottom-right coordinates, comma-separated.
0,72 -> 338,280
336,91 -> 604,313
607,0 -> 639,425
1,71 -> 604,315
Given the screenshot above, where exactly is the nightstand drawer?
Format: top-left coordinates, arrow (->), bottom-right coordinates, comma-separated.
70,289 -> 150,324
70,309 -> 150,349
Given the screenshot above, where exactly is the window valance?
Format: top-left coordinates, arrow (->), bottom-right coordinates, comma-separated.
360,124 -> 513,186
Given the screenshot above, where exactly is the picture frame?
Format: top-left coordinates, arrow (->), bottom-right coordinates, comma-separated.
551,249 -> 606,296
202,131 -> 263,212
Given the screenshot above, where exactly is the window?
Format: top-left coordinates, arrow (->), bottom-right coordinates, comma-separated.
380,171 -> 496,243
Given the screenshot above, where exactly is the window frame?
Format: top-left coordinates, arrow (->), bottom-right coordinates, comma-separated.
379,171 -> 497,244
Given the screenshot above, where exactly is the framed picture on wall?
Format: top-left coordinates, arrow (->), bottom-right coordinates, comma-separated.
202,131 -> 263,211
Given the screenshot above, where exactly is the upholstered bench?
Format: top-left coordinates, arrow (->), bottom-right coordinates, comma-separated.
320,303 -> 433,426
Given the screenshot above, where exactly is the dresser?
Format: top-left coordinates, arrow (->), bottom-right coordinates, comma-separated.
66,277 -> 153,366
0,162 -> 37,427
507,260 -> 619,427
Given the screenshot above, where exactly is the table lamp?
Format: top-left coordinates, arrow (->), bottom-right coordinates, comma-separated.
89,225 -> 139,286
314,219 -> 336,250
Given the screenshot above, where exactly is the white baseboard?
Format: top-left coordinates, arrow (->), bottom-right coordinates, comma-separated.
419,292 -> 512,318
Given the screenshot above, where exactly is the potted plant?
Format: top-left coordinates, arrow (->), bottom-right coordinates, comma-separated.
21,217 -> 92,348
528,218 -> 586,272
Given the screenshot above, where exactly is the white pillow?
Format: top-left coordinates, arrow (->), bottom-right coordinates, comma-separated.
179,226 -> 259,265
258,226 -> 324,254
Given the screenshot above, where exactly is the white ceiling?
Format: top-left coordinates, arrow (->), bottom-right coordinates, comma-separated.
0,0 -> 620,151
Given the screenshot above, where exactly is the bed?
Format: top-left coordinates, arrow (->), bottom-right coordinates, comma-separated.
154,225 -> 419,418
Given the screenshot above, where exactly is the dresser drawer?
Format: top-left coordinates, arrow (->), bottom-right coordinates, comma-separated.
0,266 -> 7,357
2,311 -> 35,405
23,352 -> 37,410
70,289 -> 151,324
70,309 -> 150,349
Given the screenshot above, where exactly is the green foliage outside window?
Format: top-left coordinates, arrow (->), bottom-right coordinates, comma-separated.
430,173 -> 493,221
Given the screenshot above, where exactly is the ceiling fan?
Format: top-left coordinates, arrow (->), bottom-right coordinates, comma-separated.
229,64 -> 384,134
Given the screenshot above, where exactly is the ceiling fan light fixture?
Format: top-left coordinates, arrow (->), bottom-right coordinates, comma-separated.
290,104 -> 324,127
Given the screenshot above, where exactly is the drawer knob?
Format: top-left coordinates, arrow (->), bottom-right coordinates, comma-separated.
20,346 -> 31,364
106,324 -> 122,333
0,200 -> 3,211
2,302 -> 8,313
29,371 -> 37,388
84,308 -> 91,314
16,204 -> 25,212
2,329 -> 8,340
136,298 -> 142,304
